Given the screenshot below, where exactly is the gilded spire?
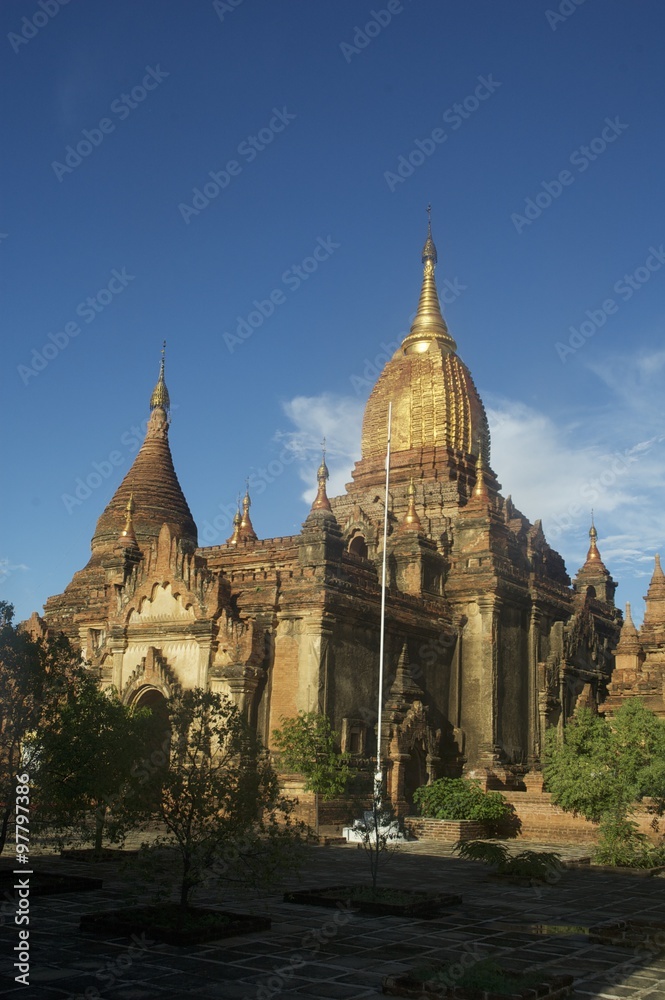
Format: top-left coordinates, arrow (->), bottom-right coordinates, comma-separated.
239,485 -> 258,541
118,492 -> 139,548
150,341 -> 170,412
582,513 -> 606,568
401,208 -> 458,356
473,451 -> 489,500
401,477 -> 422,530
227,503 -> 242,546
311,440 -> 332,512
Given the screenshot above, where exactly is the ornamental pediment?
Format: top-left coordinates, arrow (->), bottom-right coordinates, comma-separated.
128,582 -> 196,624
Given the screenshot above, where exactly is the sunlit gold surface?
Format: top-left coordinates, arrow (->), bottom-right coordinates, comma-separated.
402,477 -> 422,529
360,219 -> 488,465
311,453 -> 332,511
150,341 -> 170,412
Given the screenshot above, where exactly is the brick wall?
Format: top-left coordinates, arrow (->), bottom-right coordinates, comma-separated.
504,790 -> 661,844
404,818 -> 487,841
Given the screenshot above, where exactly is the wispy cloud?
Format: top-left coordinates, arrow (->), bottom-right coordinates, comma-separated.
0,559 -> 29,586
276,393 -> 364,502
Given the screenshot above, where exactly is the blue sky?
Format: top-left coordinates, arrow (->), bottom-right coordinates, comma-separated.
2,0 -> 664,625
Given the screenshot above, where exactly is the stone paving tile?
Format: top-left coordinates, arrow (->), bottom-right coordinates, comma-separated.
292,982 -> 375,997
3,842 -> 665,998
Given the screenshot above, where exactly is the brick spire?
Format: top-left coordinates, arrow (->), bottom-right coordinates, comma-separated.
641,554 -> 665,640
573,516 -> 616,605
91,350 -> 197,555
616,602 -> 641,654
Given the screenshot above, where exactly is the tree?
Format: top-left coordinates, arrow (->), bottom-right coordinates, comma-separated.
543,701 -> 665,865
272,711 -> 351,835
142,689 -> 303,917
350,789 -> 402,893
0,602 -> 82,854
30,675 -> 162,853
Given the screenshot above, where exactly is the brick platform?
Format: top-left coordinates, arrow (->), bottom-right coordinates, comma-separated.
404,817 -> 487,841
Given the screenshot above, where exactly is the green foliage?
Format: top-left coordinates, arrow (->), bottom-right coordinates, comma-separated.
30,675 -> 161,852
0,602 -> 83,853
272,711 -> 351,800
594,816 -> 665,869
351,793 -> 401,891
544,703 -> 665,821
413,777 -> 511,826
454,839 -> 562,880
543,702 -> 665,865
499,849 -> 563,880
414,959 -> 550,993
453,839 -> 509,867
141,689 -> 304,911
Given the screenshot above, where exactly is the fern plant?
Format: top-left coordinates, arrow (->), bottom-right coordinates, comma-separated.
454,839 -> 562,881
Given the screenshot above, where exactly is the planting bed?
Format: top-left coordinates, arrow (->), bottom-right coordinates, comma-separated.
589,918 -> 665,949
80,904 -> 270,945
0,870 -> 102,896
284,884 -> 461,917
61,848 -> 139,862
566,860 -> 665,877
383,964 -> 574,999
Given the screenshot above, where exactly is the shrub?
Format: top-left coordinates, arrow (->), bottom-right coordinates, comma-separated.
454,839 -> 562,881
594,817 -> 665,869
543,701 -> 665,866
413,777 -> 511,828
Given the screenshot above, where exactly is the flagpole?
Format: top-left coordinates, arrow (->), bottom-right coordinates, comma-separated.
375,402 -> 392,806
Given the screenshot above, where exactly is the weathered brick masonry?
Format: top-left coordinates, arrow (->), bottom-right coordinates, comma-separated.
34,221 -> 663,821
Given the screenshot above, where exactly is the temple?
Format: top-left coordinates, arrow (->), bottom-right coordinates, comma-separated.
39,217 -> 643,815
603,555 -> 665,718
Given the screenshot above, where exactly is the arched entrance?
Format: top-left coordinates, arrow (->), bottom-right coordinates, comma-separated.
403,739 -> 428,811
132,687 -> 171,792
349,533 -> 368,558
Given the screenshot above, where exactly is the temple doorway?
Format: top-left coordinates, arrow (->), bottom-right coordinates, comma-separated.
132,687 -> 171,792
403,739 -> 428,811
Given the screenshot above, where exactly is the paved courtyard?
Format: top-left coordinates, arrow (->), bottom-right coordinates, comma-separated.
1,840 -> 664,1000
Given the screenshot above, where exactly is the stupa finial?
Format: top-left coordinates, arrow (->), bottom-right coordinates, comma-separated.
150,341 -> 170,412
